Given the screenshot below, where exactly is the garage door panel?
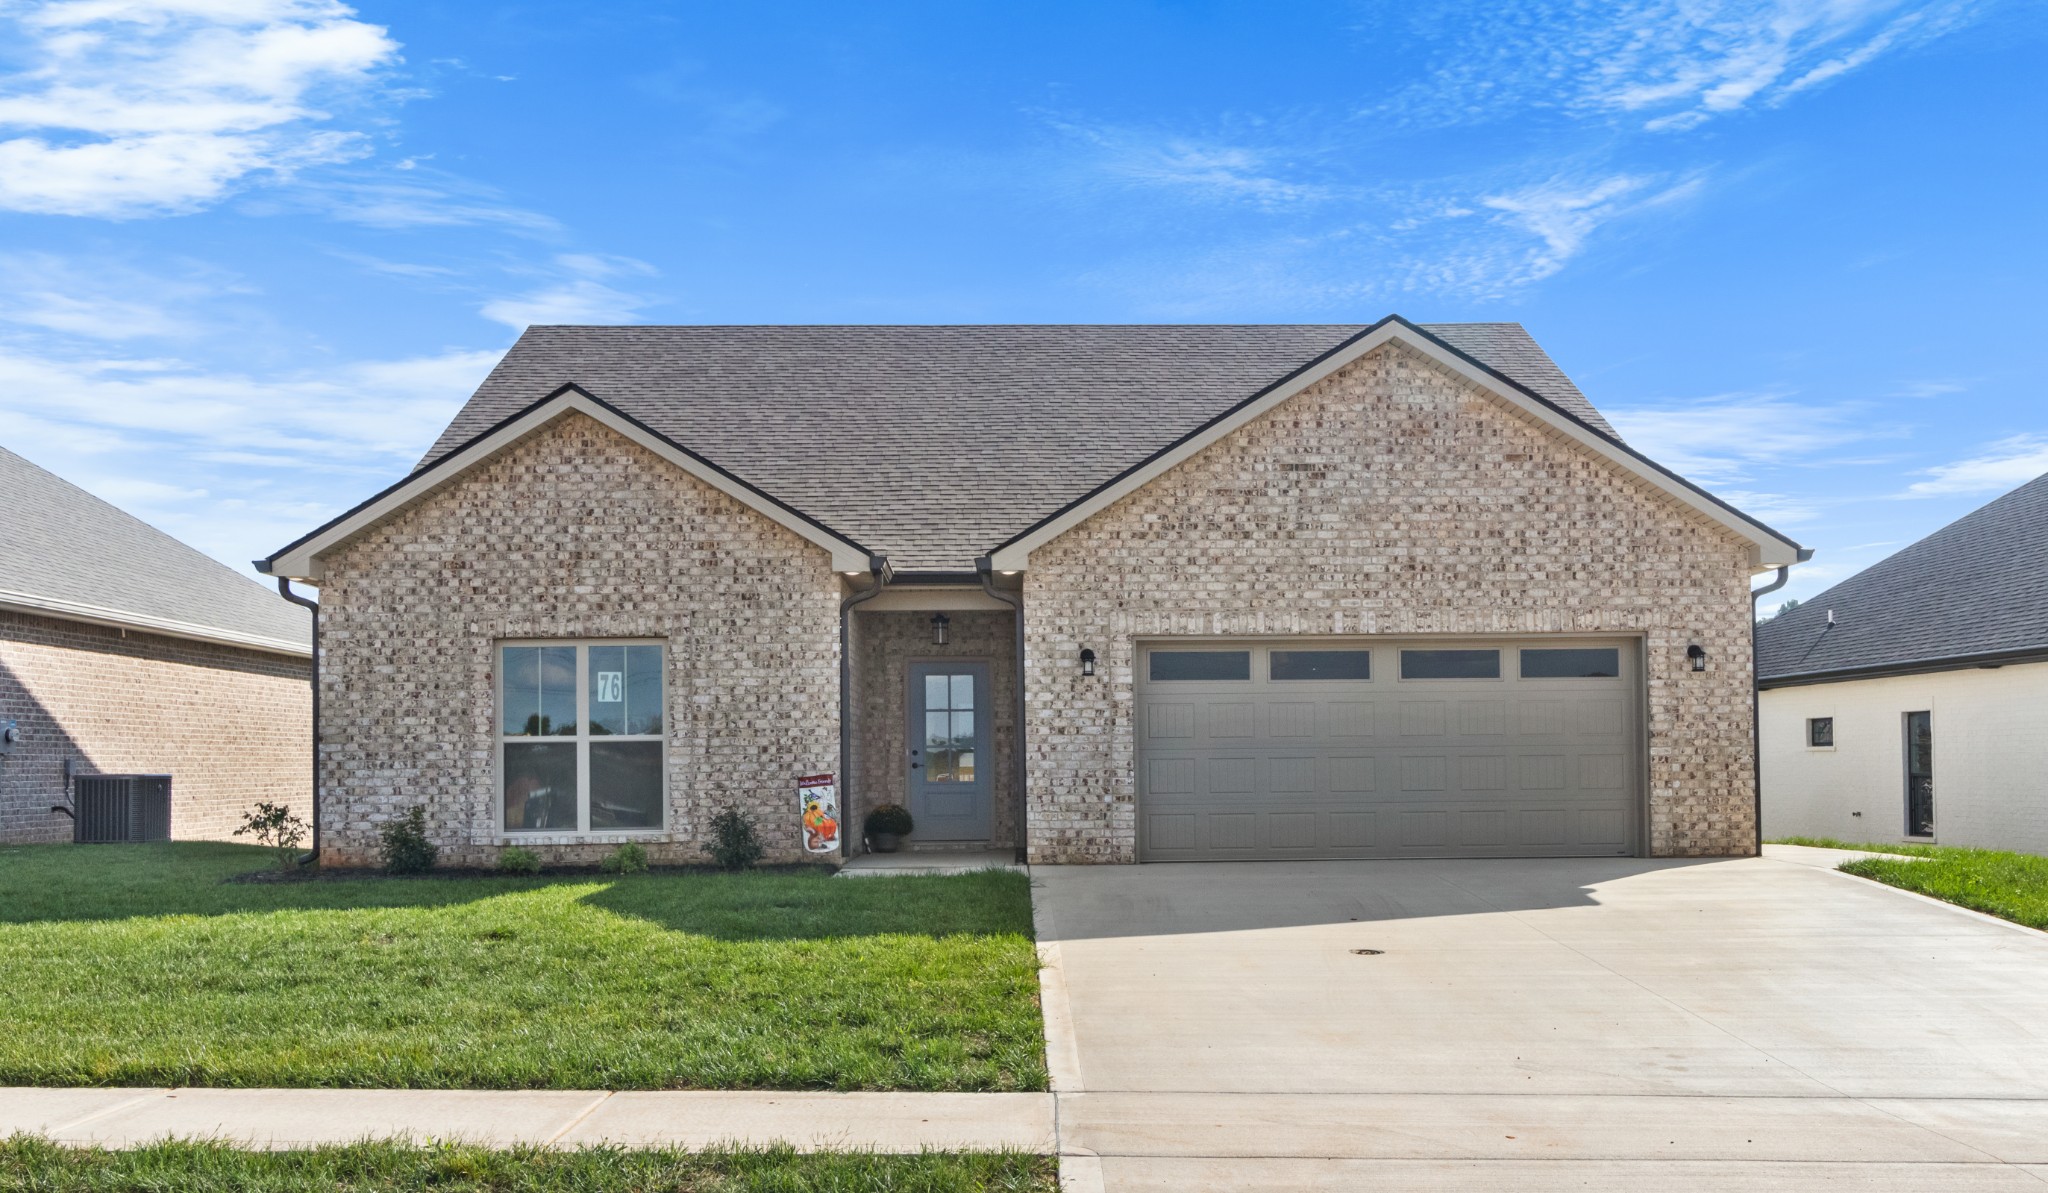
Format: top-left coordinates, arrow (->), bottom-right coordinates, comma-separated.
1138,636 -> 1641,861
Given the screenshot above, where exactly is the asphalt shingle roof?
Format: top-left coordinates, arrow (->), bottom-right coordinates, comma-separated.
0,445 -> 310,652
1757,470 -> 2048,683
421,323 -> 1620,572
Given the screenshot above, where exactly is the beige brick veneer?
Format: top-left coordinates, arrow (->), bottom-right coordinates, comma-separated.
849,609 -> 1017,851
1022,341 -> 1760,863
314,412 -> 841,868
0,610 -> 310,843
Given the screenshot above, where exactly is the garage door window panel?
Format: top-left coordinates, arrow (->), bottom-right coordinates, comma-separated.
1150,650 -> 1250,682
1271,650 -> 1372,681
1400,649 -> 1501,680
1520,648 -> 1621,679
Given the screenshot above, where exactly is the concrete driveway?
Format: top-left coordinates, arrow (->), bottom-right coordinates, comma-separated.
1031,848 -> 2048,1191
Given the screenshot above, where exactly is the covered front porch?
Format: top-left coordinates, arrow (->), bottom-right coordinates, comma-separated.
844,583 -> 1021,858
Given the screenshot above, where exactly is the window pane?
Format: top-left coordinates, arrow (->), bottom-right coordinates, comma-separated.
956,750 -> 975,781
951,711 -> 974,749
626,645 -> 663,735
1149,650 -> 1251,681
588,645 -> 626,735
539,646 -> 577,736
925,674 -> 950,711
1520,648 -> 1620,679
504,742 -> 576,831
502,647 -> 541,736
1270,650 -> 1371,681
1401,649 -> 1500,679
1808,717 -> 1834,747
590,741 -> 662,830
928,749 -> 954,782
926,711 -> 950,750
950,673 -> 974,709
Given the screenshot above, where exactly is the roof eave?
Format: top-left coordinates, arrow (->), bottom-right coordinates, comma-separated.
0,590 -> 311,658
258,384 -> 875,581
1759,643 -> 2048,689
987,315 -> 1807,572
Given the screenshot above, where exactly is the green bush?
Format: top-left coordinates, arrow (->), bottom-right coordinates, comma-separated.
864,803 -> 914,837
233,801 -> 307,870
599,842 -> 650,875
704,807 -> 764,870
377,806 -> 438,875
497,847 -> 541,875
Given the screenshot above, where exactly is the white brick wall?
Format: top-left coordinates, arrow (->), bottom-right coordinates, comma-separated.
1761,663 -> 2048,854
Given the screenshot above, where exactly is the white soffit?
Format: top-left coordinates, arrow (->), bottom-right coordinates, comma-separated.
262,389 -> 873,580
987,322 -> 1805,572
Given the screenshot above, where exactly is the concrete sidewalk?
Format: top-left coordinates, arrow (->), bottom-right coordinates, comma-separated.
0,1086 -> 1055,1153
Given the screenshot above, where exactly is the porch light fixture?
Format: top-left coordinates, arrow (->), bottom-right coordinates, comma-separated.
931,613 -> 950,646
1080,648 -> 1096,676
1687,644 -> 1707,672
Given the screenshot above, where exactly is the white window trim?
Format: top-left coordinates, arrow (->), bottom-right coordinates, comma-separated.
497,638 -> 669,838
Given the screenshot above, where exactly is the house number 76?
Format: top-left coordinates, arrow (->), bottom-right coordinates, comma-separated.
596,671 -> 623,703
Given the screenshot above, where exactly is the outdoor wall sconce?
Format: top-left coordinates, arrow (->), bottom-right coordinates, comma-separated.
931,613 -> 950,646
1687,644 -> 1707,672
1080,648 -> 1097,676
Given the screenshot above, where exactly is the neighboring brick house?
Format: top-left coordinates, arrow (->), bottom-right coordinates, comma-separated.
1,446 -> 312,844
260,318 -> 1805,867
1759,471 -> 2048,855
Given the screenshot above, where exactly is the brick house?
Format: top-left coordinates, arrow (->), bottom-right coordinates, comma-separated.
1759,469 -> 2048,854
259,317 -> 1805,867
1,446 -> 312,844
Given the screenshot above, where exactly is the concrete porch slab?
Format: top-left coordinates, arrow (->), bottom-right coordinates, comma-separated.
836,849 -> 1021,876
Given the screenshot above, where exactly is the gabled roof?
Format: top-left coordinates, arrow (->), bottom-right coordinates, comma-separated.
265,318 -> 1804,578
1758,471 -> 2048,686
0,445 -> 310,656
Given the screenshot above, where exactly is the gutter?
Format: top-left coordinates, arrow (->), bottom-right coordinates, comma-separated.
1749,566 -> 1792,856
838,554 -> 891,860
976,556 -> 1029,865
274,579 -> 322,866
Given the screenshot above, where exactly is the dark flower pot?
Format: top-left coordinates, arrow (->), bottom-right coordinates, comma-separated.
870,832 -> 902,853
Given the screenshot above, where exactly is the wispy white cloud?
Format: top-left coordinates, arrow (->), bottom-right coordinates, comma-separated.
1365,1 -> 1984,133
1475,170 -> 1704,285
1603,391 -> 1899,484
1044,117 -> 1340,210
480,253 -> 661,330
1890,378 -> 1969,398
0,0 -> 402,217
0,251 -> 235,337
1902,434 -> 2048,496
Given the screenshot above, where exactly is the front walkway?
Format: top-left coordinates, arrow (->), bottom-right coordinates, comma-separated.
1031,852 -> 2048,1191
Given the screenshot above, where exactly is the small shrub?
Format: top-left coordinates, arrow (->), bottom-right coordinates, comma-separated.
378,805 -> 438,875
864,803 -> 914,837
599,842 -> 650,875
233,801 -> 307,870
704,807 -> 764,870
497,847 -> 542,875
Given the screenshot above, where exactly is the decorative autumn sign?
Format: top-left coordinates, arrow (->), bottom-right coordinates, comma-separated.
798,773 -> 839,854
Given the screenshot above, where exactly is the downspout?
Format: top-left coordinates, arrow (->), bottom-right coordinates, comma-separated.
276,578 -> 321,866
1749,565 -> 1792,856
838,553 -> 890,860
976,556 -> 1028,866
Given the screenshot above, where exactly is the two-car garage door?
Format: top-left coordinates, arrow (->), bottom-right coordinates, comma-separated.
1135,638 -> 1643,861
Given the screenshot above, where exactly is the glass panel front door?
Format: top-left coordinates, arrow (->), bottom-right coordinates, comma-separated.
907,662 -> 992,841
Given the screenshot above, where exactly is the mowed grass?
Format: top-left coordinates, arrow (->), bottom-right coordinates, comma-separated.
0,843 -> 1045,1091
0,1136 -> 1057,1193
1769,837 -> 2048,932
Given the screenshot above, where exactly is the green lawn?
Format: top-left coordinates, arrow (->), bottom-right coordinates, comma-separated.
0,1137 -> 1056,1192
1768,837 -> 2048,932
0,843 -> 1045,1091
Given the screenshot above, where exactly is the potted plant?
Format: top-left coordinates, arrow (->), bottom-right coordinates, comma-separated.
864,803 -> 914,853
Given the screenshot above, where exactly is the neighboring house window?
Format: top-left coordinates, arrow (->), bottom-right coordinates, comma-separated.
500,641 -> 665,834
1807,717 -> 1834,748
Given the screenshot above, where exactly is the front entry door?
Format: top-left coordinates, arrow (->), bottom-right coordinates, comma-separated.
908,662 -> 992,841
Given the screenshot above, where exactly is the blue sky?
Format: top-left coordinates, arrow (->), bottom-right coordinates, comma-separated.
1,0 -> 2044,609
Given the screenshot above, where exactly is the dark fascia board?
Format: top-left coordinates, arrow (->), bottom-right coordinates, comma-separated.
258,382 -> 874,579
1759,644 -> 2048,689
987,314 -> 1807,565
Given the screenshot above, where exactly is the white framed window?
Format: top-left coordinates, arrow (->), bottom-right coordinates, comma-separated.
499,640 -> 665,834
